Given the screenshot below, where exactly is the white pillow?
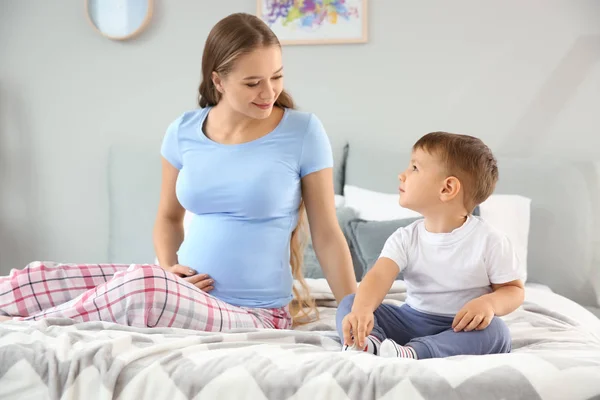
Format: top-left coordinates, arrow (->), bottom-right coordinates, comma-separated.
343,184 -> 531,280
343,185 -> 421,220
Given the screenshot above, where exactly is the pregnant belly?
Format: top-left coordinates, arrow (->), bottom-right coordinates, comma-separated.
176,217 -> 293,306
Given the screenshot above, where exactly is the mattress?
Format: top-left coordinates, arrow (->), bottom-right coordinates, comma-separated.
1,280 -> 599,400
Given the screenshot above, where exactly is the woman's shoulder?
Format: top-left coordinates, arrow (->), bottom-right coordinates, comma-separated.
281,108 -> 324,133
283,107 -> 312,120
170,107 -> 209,131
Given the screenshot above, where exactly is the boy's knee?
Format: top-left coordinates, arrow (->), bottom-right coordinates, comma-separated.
335,294 -> 356,338
338,294 -> 356,313
336,294 -> 356,324
487,317 -> 512,352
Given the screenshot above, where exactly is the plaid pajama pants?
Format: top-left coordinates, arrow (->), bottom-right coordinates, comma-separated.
0,262 -> 292,331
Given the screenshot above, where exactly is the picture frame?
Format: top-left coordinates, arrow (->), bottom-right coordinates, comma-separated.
256,0 -> 368,45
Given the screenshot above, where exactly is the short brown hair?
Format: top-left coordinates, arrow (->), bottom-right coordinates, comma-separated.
413,132 -> 498,211
197,13 -> 294,109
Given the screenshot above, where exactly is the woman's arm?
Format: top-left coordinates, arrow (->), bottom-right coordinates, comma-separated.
153,157 -> 186,268
152,158 -> 215,292
301,168 -> 357,303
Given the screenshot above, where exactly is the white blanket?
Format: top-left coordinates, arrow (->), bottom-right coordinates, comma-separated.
0,279 -> 599,400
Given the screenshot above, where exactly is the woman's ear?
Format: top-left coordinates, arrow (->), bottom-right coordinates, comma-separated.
212,72 -> 224,93
440,176 -> 461,202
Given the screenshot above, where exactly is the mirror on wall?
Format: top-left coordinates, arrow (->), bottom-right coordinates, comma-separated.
86,0 -> 153,41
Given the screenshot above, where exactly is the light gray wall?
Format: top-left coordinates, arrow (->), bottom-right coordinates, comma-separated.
0,0 -> 599,274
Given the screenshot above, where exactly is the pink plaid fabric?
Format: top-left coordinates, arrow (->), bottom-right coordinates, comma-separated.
0,262 -> 292,331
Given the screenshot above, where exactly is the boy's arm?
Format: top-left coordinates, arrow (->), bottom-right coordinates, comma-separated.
486,279 -> 525,316
452,279 -> 524,332
353,226 -> 409,312
343,257 -> 399,347
343,228 -> 408,347
352,258 -> 400,312
453,234 -> 525,332
484,234 -> 526,316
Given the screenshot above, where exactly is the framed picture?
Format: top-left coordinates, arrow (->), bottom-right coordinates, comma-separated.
257,0 -> 368,45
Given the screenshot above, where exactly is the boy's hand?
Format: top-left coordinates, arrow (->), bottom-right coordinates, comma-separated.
452,296 -> 495,332
342,309 -> 374,349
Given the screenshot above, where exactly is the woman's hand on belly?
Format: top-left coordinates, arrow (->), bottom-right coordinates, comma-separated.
163,264 -> 215,292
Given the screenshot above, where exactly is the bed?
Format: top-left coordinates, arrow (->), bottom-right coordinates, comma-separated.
1,140 -> 600,399
1,280 -> 600,399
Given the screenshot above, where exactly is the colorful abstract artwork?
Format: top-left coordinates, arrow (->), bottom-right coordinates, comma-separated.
257,0 -> 368,45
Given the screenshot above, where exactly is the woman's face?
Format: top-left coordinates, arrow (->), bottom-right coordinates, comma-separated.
213,45 -> 284,119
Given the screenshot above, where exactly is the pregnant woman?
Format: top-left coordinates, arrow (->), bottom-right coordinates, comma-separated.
0,13 -> 357,330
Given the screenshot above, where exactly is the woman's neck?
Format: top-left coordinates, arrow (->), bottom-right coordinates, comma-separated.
209,103 -> 257,137
205,103 -> 284,145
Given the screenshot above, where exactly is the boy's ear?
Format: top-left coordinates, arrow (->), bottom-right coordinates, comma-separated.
440,176 -> 461,202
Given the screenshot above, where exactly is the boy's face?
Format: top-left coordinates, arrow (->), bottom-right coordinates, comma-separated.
398,148 -> 447,212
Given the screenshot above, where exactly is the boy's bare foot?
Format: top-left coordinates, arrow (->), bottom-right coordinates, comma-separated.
0,316 -> 12,322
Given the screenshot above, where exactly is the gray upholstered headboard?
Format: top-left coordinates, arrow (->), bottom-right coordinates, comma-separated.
342,140 -> 600,308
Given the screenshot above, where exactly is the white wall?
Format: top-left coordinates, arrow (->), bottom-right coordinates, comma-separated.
1,0 -> 599,273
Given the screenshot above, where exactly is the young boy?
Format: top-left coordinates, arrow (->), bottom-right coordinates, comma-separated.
337,132 -> 525,359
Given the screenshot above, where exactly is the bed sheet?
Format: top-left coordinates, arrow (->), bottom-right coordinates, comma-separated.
1,280 -> 599,400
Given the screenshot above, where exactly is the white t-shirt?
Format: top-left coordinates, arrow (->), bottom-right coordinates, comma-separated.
380,215 -> 524,316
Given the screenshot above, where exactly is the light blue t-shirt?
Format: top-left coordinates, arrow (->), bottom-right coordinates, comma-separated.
160,107 -> 333,308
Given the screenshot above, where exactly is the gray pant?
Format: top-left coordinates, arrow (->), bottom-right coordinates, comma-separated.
336,294 -> 512,359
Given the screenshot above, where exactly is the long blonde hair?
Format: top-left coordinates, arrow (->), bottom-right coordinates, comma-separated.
288,201 -> 319,326
197,13 -> 317,326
